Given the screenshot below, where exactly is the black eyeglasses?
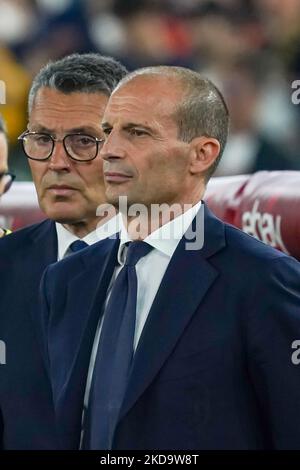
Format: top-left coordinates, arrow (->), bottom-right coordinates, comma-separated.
0,171 -> 15,195
18,131 -> 105,162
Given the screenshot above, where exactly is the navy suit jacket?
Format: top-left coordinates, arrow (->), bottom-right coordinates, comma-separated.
0,219 -> 59,449
40,205 -> 300,450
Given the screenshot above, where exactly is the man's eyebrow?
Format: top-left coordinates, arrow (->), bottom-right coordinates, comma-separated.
28,125 -> 54,133
29,125 -> 101,134
101,122 -> 154,133
124,123 -> 154,132
67,127 -> 101,134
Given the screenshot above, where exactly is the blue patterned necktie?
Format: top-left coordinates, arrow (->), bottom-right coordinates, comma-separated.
69,240 -> 88,253
82,241 -> 153,450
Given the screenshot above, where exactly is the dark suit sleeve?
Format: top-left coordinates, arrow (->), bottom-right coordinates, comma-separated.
246,256 -> 300,449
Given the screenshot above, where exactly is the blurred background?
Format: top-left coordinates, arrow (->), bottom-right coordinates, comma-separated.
0,0 -> 300,180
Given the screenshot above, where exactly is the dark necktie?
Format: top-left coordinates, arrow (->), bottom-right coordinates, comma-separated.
82,241 -> 153,450
69,240 -> 88,253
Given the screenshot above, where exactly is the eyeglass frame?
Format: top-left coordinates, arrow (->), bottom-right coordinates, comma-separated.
18,131 -> 105,162
0,171 -> 16,195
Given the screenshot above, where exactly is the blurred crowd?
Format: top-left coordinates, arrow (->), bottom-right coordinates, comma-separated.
0,0 -> 300,179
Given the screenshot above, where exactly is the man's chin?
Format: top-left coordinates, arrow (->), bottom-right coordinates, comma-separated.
40,198 -> 80,221
42,208 -> 85,225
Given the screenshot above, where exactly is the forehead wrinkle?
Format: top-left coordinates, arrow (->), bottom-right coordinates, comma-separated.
115,74 -> 183,105
32,103 -> 105,115
31,92 -> 108,120
104,94 -> 177,136
30,103 -> 106,129
106,94 -> 146,115
109,91 -> 176,113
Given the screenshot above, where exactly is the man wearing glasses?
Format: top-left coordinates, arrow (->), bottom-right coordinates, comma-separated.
0,53 -> 127,449
0,114 -> 15,237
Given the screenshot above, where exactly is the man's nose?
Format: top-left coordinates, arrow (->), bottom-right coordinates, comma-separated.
48,141 -> 71,171
100,132 -> 126,162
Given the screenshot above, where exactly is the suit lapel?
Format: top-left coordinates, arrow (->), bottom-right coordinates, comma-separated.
54,238 -> 120,449
26,219 -> 58,290
120,205 -> 226,420
54,238 -> 119,404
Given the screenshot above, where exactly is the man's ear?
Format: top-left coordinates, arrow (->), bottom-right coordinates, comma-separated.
189,136 -> 221,176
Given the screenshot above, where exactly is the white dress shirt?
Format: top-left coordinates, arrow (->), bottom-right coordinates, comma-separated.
117,199 -> 202,350
82,200 -> 203,428
55,214 -> 122,260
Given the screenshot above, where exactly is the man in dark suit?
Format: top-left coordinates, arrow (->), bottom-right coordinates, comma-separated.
40,66 -> 300,450
0,53 -> 127,449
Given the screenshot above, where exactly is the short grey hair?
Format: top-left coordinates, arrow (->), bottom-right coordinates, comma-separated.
115,66 -> 229,181
28,53 -> 128,113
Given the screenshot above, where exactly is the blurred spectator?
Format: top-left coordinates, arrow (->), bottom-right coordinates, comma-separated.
211,53 -> 300,175
0,114 -> 15,236
254,0 -> 300,79
0,0 -> 299,179
0,45 -> 30,148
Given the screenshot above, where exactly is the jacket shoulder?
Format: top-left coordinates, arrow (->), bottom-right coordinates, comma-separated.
223,222 -> 289,263
220,222 -> 300,286
0,219 -> 54,253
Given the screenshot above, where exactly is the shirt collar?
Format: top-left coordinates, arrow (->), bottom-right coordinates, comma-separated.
117,200 -> 202,265
56,223 -> 95,260
56,214 -> 122,260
